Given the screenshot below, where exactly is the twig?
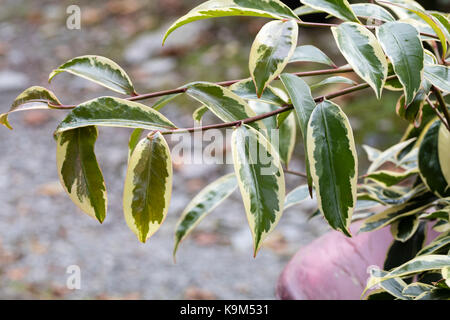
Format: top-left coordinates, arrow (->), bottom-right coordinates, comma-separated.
431,86 -> 450,132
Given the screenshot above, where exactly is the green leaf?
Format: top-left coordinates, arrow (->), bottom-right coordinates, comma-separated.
285,185 -> 310,210
424,65 -> 450,93
289,45 -> 336,67
390,215 -> 421,242
376,22 -> 424,105
123,132 -> 172,243
163,0 -> 299,44
230,78 -> 288,106
306,100 -> 357,236
192,105 -> 209,124
300,0 -> 360,23
280,73 -> 316,194
54,96 -> 176,134
249,20 -> 298,98
366,255 -> 450,290
310,76 -> 356,89
365,169 -> 418,188
332,22 -> 387,99
350,3 -> 395,22
1,86 -> 61,130
56,126 -> 107,223
415,288 -> 450,300
231,125 -> 285,256
173,173 -> 238,257
419,120 -> 450,198
49,55 -> 136,96
185,82 -> 265,132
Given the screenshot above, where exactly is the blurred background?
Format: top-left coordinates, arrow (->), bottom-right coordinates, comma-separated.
0,0 -> 447,299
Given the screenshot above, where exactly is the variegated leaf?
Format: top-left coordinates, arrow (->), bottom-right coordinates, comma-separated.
402,282 -> 434,298
231,125 -> 285,256
249,20 -> 298,98
417,233 -> 450,256
376,22 -> 424,105
54,97 -> 176,134
424,65 -> 450,93
390,214 -> 420,242
366,255 -> 450,290
367,139 -> 416,173
351,3 -> 395,22
360,194 -> 434,232
332,22 -> 387,98
173,173 -> 238,257
185,82 -> 265,132
365,169 -> 418,188
163,0 -> 299,44
248,100 -> 296,165
1,86 -> 61,130
289,45 -> 336,67
49,55 -> 136,95
379,1 -> 448,55
123,132 -> 172,243
306,100 -> 357,236
56,126 -> 107,223
300,0 -> 360,23
193,105 -> 209,124
419,120 -> 450,198
367,269 -> 410,300
363,145 -> 382,162
230,78 -> 288,106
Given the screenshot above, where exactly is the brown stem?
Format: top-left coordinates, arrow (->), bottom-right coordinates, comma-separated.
284,169 -> 308,178
432,86 -> 450,131
161,79 -> 378,135
48,66 -> 354,109
426,96 -> 450,130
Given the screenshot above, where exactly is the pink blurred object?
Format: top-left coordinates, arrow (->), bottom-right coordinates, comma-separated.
276,222 -> 439,300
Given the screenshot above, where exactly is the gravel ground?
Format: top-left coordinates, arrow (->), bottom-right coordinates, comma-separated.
0,0 -> 329,299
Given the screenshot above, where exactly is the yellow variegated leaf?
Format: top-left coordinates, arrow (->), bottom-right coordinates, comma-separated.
1,86 -> 61,130
231,125 -> 285,256
163,0 -> 299,44
301,0 -> 360,23
332,22 -> 387,99
307,100 -> 357,236
123,132 -> 172,243
56,126 -> 107,223
49,55 -> 136,95
174,173 -> 238,258
249,20 -> 298,98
